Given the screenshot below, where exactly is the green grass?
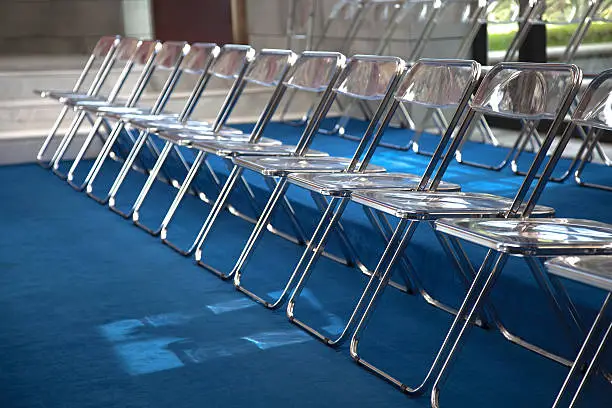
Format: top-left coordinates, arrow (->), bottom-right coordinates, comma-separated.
489,22 -> 612,51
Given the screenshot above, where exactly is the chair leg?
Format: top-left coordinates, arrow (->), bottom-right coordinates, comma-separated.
232,184 -> 336,308
37,105 -> 71,168
287,211 -> 409,346
107,131 -> 166,219
553,294 -> 611,408
430,250 -> 507,407
67,117 -> 110,190
50,111 -> 90,179
84,122 -> 127,204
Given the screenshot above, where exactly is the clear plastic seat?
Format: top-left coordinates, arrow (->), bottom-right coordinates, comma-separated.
233,156 -> 384,176
547,255 -> 612,292
436,218 -> 612,255
286,172 -> 460,195
158,132 -> 281,147
352,190 -> 555,218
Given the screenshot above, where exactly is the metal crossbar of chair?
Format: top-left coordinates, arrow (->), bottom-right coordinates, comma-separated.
426,66 -> 612,408
36,35 -> 122,167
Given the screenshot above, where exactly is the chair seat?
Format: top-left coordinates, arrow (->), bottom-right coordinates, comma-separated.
546,256 -> 612,292
232,156 -> 385,177
286,172 -> 461,196
191,141 -> 327,158
435,218 -> 612,256
132,117 -> 243,135
352,191 -> 555,219
157,130 -> 280,147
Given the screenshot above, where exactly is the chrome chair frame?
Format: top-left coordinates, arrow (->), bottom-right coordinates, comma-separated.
225,59 -> 477,314
49,38 -> 148,179
545,255 -> 611,408
65,41 -> 188,200
286,0 -> 317,52
103,42 -> 225,219
426,67 -> 612,408
340,62 -> 584,398
62,40 -> 163,190
158,52 -> 348,263
119,48 -> 297,231
36,35 -> 122,167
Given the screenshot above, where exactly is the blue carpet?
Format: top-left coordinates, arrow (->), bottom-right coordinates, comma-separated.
0,119 -> 610,407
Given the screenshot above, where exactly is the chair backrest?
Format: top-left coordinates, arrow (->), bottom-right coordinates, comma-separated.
535,0 -> 584,25
470,63 -> 579,120
182,43 -> 220,74
209,44 -> 257,79
451,62 -> 582,216
223,49 -> 300,141
594,0 -> 612,21
103,39 -> 157,103
306,54 -> 407,164
334,54 -> 406,100
244,49 -> 299,87
77,35 -> 121,95
572,68 -> 612,131
329,0 -> 366,20
285,51 -> 347,92
361,58 -> 482,185
484,0 -> 521,24
135,41 -> 190,114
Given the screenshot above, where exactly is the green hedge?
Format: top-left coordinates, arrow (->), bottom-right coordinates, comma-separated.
489,23 -> 612,51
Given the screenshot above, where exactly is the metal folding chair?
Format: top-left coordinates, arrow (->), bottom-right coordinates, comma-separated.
426,67 -> 612,408
110,48 -> 299,227
274,60 -> 486,347
320,0 -> 442,139
69,41 -> 190,203
61,40 -> 162,190
197,59 -> 469,308
453,0 -> 552,171
545,255 -> 611,408
49,38 -> 149,179
157,51 -> 348,262
508,0 -> 612,182
339,62 -> 583,398
36,35 -> 121,167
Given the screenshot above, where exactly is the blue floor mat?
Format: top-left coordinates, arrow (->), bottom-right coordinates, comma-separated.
0,119 -> 610,407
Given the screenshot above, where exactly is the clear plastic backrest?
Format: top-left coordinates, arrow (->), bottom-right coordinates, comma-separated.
396,58 -> 481,108
595,0 -> 612,21
436,0 -> 484,24
115,38 -> 142,63
370,0 -> 406,21
182,43 -> 219,74
334,55 -> 406,101
244,50 -> 298,87
92,36 -> 121,58
485,0 -> 521,23
329,0 -> 365,20
284,51 -> 346,92
471,62 -> 581,120
209,45 -> 256,79
132,40 -> 161,66
536,0 -> 582,24
292,0 -> 316,32
154,41 -> 190,70
572,69 -> 612,130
